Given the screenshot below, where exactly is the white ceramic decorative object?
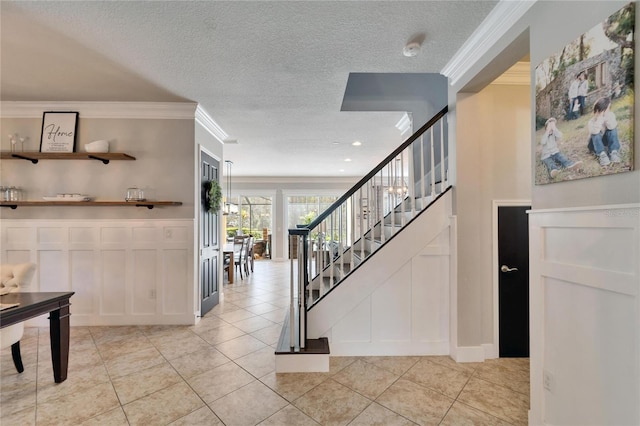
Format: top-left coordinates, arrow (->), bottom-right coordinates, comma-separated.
85,140 -> 109,153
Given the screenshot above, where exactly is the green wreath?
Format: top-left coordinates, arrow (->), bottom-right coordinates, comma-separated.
204,180 -> 223,213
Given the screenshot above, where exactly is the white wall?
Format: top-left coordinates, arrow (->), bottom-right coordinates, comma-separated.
455,83 -> 531,348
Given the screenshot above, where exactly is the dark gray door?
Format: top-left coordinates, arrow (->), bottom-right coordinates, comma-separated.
200,151 -> 220,316
498,205 -> 530,357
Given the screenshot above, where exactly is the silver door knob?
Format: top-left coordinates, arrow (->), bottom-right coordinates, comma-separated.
501,265 -> 518,273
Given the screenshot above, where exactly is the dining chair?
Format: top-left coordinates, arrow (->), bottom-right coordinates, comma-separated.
233,236 -> 248,280
0,262 -> 37,373
246,236 -> 255,273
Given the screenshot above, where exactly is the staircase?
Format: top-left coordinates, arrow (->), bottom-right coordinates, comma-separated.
276,106 -> 451,372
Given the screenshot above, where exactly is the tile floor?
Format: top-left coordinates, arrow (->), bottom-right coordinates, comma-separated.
1,260 -> 529,425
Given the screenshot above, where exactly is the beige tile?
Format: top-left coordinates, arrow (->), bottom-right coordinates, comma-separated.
361,356 -> 420,376
210,380 -> 289,425
233,315 -> 276,333
349,402 -> 416,426
474,358 -> 530,396
427,356 -> 481,374
65,346 -> 104,371
112,362 -> 183,404
258,404 -> 320,426
440,401 -> 513,426
189,316 -> 229,334
89,326 -> 142,345
329,356 -> 358,375
96,333 -> 155,361
333,359 -> 399,399
376,378 -> 453,425
235,346 -> 276,378
215,334 -> 268,360
229,296 -> 265,308
259,308 -> 288,323
122,382 -> 204,426
402,358 -> 471,398
197,323 -> 247,345
294,378 -> 371,426
251,324 -> 284,346
138,325 -> 190,339
36,381 -> 120,426
187,362 -> 255,404
169,347 -> 231,379
260,371 -> 329,402
209,301 -> 242,315
80,407 -> 129,425
0,404 -> 36,426
457,376 -> 529,425
0,381 -> 36,417
245,302 -> 281,315
37,363 -> 111,404
103,346 -> 166,379
169,406 -> 223,425
217,308 -> 256,323
150,332 -> 211,360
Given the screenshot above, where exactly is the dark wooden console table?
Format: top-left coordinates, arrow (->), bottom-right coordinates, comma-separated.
0,292 -> 75,383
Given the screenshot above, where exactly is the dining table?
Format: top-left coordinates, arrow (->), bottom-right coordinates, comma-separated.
0,292 -> 75,383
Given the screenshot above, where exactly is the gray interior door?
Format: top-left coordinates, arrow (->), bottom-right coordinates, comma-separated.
200,150 -> 220,316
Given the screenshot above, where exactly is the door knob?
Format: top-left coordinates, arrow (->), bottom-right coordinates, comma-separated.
501,265 -> 518,273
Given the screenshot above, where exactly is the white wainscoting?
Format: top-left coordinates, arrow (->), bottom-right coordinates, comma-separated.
1,219 -> 195,326
529,205 -> 640,426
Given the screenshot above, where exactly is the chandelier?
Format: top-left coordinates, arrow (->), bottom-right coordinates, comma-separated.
388,158 -> 408,195
223,160 -> 238,215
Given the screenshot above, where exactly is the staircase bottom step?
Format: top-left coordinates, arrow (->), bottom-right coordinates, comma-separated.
275,337 -> 330,372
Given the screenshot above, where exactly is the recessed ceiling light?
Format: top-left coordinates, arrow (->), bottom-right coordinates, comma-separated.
339,169 -> 345,172
352,141 -> 362,146
344,158 -> 352,162
332,141 -> 340,145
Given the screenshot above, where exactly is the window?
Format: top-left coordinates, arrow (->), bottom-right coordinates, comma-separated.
287,195 -> 339,229
226,195 -> 272,239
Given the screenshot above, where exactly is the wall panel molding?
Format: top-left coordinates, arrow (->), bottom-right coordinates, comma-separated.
1,219 -> 195,326
529,204 -> 640,426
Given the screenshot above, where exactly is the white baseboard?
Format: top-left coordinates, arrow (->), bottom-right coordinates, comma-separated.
329,341 -> 449,357
275,354 -> 330,373
482,343 -> 497,359
452,345 -> 486,363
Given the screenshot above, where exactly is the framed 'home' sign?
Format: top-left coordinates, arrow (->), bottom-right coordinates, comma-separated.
40,111 -> 79,152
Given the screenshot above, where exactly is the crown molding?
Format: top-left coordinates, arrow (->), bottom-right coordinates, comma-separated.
0,101 -> 198,119
395,112 -> 413,137
195,105 -> 229,143
491,61 -> 530,85
441,0 -> 536,87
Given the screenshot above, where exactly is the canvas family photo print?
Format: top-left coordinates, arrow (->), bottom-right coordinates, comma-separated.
534,3 -> 634,185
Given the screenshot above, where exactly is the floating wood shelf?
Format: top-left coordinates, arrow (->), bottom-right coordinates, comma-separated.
0,201 -> 182,210
0,152 -> 136,164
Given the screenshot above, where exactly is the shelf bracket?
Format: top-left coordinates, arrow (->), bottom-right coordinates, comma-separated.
11,154 -> 38,164
88,155 -> 110,164
1,204 -> 18,209
136,204 -> 154,210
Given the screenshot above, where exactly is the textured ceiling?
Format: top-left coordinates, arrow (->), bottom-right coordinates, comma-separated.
1,1 -> 498,177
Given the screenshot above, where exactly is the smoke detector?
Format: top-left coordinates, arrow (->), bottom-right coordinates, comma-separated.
403,41 -> 421,57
